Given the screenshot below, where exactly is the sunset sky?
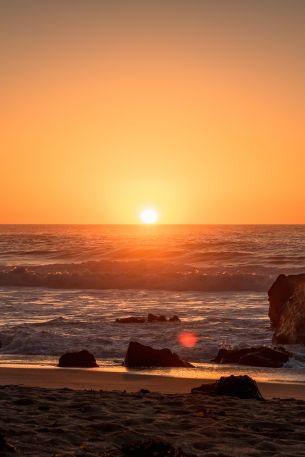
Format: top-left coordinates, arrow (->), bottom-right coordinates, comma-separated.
1,0 -> 305,224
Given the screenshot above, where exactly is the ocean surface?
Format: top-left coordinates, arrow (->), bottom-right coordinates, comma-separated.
0,224 -> 305,383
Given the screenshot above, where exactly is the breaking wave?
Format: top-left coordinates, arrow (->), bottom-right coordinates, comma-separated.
0,261 -> 273,292
0,224 -> 305,292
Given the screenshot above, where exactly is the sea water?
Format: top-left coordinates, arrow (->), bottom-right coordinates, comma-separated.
0,224 -> 305,383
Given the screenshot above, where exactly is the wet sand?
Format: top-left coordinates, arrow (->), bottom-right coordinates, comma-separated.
0,366 -> 305,399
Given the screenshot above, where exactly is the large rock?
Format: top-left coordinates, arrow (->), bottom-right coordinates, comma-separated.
58,350 -> 98,367
124,341 -> 194,368
191,375 -> 264,400
212,346 -> 290,368
268,274 -> 305,344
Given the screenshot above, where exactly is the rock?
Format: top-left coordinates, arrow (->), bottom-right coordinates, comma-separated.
115,317 -> 146,323
147,313 -> 167,322
212,346 -> 290,368
115,314 -> 181,323
58,350 -> 98,367
191,375 -> 264,400
168,315 -> 181,322
268,274 -> 305,326
268,274 -> 305,344
138,388 -> 150,394
124,341 -> 194,368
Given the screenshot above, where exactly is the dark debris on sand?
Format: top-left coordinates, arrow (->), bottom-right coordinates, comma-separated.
0,432 -> 16,455
121,439 -> 195,457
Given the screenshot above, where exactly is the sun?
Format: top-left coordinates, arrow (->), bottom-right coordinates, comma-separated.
140,208 -> 159,224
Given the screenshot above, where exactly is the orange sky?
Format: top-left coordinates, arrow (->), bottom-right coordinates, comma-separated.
1,1 -> 305,223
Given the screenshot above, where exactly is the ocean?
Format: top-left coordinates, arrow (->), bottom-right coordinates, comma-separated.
0,224 -> 305,383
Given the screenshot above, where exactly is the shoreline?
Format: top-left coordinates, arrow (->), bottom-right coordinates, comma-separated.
0,365 -> 305,399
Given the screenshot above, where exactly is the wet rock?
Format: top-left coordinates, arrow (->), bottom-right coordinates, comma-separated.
191,375 -> 264,400
268,274 -> 305,344
58,350 -> 98,368
115,314 -> 181,323
115,317 -> 146,323
147,313 -> 167,322
212,346 -> 290,368
124,341 -> 194,368
168,315 -> 181,322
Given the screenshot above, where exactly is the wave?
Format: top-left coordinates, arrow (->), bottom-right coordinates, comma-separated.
0,261 -> 274,291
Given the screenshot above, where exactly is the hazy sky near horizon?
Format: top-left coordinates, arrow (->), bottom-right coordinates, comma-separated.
1,0 -> 305,223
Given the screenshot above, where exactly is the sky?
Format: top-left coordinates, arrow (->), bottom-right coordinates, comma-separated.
1,0 -> 305,224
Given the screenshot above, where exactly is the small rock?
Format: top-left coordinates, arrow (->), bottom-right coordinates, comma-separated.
168,315 -> 181,322
124,341 -> 194,368
58,350 -> 98,368
212,346 -> 290,368
191,375 -> 264,400
147,313 -> 167,322
115,317 -> 146,323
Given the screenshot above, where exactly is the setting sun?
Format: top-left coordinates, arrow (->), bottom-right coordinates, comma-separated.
140,208 -> 159,224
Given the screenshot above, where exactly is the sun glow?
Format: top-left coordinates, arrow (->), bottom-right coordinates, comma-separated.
140,208 -> 159,224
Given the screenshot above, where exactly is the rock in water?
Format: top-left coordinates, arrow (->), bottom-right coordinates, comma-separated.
124,341 -> 194,368
115,314 -> 181,323
212,346 -> 290,367
268,274 -> 305,344
147,313 -> 167,322
191,375 -> 264,400
115,317 -> 146,323
58,350 -> 98,367
169,315 -> 181,322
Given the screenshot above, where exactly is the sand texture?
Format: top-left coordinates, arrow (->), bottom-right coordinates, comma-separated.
1,367 -> 305,400
0,385 -> 305,456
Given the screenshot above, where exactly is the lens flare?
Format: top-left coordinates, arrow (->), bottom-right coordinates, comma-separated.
178,331 -> 198,348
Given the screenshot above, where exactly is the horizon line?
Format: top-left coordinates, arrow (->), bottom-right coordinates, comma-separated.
1,223 -> 305,226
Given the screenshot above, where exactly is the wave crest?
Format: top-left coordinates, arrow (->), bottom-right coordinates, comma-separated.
0,261 -> 272,291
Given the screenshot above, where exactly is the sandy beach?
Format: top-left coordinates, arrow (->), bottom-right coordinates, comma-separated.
0,366 -> 305,399
0,367 -> 305,456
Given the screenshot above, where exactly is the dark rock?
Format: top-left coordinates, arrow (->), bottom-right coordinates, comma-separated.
147,313 -> 167,322
124,341 -> 194,368
121,439 -> 192,457
115,314 -> 181,323
268,274 -> 305,326
115,317 -> 146,323
212,346 -> 290,368
168,315 -> 181,322
268,274 -> 305,344
58,350 -> 98,368
191,375 -> 264,400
